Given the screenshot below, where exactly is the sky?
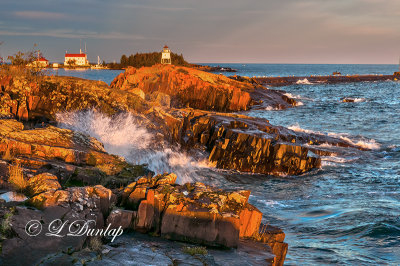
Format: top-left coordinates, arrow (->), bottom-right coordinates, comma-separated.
1,0 -> 400,64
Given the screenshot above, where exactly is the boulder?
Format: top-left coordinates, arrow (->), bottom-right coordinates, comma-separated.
120,178 -> 283,250
28,184 -> 116,217
106,209 -> 135,229
27,173 -> 61,196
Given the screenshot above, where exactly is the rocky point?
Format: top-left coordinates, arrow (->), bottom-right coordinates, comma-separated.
0,64 -> 373,265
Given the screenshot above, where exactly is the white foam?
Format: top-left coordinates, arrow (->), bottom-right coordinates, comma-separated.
354,98 -> 366,103
256,199 -> 288,208
321,156 -> 357,164
265,106 -> 280,111
284,92 -> 313,101
296,78 -> 313,85
56,110 -> 210,184
338,136 -> 380,150
288,123 -> 380,150
342,97 -> 366,103
288,123 -> 323,135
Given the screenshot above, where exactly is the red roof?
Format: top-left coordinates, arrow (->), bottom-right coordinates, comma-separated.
163,45 -> 169,48
65,53 -> 86,57
37,58 -> 48,62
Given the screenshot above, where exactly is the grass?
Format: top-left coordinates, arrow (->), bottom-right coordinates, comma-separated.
0,210 -> 13,236
8,162 -> 28,192
88,237 -> 103,252
182,246 -> 208,256
2,146 -> 14,161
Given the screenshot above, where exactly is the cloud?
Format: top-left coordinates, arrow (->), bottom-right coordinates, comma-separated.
14,11 -> 69,20
0,29 -> 147,41
122,3 -> 193,11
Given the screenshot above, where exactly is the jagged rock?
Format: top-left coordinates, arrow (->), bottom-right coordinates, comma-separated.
111,65 -> 253,112
121,178 -> 286,255
29,184 -> 116,217
0,118 -> 147,188
0,71 -> 148,121
255,224 -> 289,266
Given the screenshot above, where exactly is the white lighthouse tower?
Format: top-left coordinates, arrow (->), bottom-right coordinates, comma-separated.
161,45 -> 171,64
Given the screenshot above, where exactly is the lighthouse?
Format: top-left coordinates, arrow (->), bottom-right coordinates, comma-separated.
161,45 -> 171,64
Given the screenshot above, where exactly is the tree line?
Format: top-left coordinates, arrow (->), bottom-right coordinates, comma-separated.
108,52 -> 190,69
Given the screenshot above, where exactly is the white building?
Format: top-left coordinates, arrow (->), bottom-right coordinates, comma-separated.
30,57 -> 49,68
161,45 -> 171,64
64,50 -> 89,66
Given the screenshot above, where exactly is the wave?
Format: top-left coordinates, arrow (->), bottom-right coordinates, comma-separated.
337,136 -> 380,150
56,110 -> 210,184
354,98 -> 366,103
288,123 -> 381,150
284,92 -> 314,101
296,78 -> 313,85
341,97 -> 366,103
254,198 -> 288,208
265,106 -> 280,111
388,145 -> 400,152
321,156 -> 358,166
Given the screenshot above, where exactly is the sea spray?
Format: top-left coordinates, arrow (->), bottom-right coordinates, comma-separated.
56,110 -> 210,184
296,78 -> 313,85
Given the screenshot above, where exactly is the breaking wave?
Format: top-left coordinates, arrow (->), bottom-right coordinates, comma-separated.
265,106 -> 281,111
342,97 -> 367,103
288,123 -> 381,150
284,92 -> 314,101
56,110 -> 210,184
321,156 -> 358,167
296,78 -> 313,85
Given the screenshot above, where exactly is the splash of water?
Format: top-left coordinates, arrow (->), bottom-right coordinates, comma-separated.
56,110 -> 210,184
296,78 -> 313,85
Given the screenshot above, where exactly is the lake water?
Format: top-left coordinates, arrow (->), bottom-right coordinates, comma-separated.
54,64 -> 400,265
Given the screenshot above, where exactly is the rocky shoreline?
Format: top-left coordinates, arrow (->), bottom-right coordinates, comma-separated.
0,65 -> 372,265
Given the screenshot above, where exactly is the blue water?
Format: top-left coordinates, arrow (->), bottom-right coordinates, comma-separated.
205,63 -> 399,78
56,64 -> 400,265
47,68 -> 123,84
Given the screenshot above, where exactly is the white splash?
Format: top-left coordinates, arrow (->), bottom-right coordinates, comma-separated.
337,136 -> 380,150
296,78 -> 313,85
342,97 -> 366,103
283,92 -> 312,105
56,110 -> 210,184
354,98 -> 366,103
265,106 -> 280,111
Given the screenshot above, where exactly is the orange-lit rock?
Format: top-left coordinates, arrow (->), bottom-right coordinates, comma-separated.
111,65 -> 253,112
27,173 -> 61,196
